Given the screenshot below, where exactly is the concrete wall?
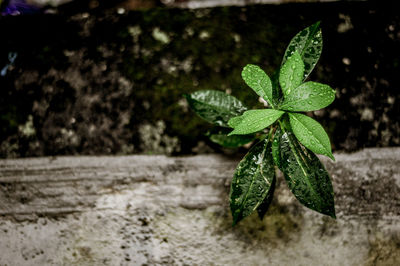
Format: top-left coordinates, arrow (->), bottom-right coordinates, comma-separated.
0,148 -> 399,265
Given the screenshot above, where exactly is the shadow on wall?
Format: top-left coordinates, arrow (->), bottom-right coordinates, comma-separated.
0,1 -> 399,157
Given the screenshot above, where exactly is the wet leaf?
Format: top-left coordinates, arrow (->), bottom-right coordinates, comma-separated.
282,21 -> 323,81
270,69 -> 283,106
277,126 -> 335,218
256,175 -> 276,220
230,139 -> 275,225
209,133 -> 255,148
288,113 -> 334,160
228,109 -> 284,136
242,64 -> 274,107
280,81 -> 335,112
184,90 -> 247,127
279,51 -> 304,97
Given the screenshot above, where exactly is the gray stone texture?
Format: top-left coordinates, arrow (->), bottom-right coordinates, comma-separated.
0,148 -> 399,265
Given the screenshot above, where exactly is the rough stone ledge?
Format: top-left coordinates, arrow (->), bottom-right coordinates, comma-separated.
0,148 -> 399,265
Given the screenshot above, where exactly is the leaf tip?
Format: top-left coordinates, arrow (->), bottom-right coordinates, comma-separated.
243,63 -> 258,69
227,117 -> 236,128
242,64 -> 253,75
329,209 -> 336,219
321,205 -> 336,219
293,50 -> 301,57
231,212 -> 242,226
325,200 -> 336,219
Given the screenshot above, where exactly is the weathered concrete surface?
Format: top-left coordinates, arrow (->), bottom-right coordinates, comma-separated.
0,148 -> 399,265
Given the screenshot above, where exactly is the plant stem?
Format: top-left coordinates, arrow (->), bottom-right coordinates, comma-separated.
267,124 -> 276,143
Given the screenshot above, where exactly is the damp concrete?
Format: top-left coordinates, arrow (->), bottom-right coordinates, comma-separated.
0,148 -> 399,265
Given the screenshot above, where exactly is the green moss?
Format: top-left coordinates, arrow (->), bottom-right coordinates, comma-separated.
221,203 -> 304,244
366,232 -> 400,266
1,2 -> 399,156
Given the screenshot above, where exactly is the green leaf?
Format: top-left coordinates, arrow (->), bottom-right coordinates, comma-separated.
256,175 -> 276,220
242,64 -> 275,108
272,126 -> 282,168
277,125 -> 335,218
209,133 -> 255,148
230,139 -> 276,225
279,51 -> 304,97
228,109 -> 284,136
270,69 -> 283,107
280,81 -> 335,112
207,127 -> 255,148
184,90 -> 247,127
282,21 -> 323,81
288,113 -> 334,160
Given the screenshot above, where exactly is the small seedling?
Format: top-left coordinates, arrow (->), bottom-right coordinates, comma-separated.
185,22 -> 336,225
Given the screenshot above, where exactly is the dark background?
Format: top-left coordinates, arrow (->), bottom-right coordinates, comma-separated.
0,0 -> 399,157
